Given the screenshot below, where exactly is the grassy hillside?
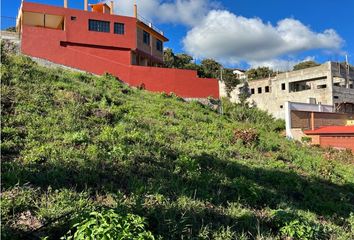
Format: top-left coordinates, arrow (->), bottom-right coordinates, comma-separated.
1,46 -> 354,239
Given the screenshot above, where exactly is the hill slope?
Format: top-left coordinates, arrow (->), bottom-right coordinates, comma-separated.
1,47 -> 354,239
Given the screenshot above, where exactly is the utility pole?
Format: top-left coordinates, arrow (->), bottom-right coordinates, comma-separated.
220,66 -> 223,82
345,55 -> 349,89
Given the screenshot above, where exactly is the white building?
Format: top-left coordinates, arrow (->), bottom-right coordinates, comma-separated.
221,62 -> 354,119
233,69 -> 246,80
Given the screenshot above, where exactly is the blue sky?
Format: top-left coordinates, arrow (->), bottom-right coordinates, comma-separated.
2,0 -> 353,69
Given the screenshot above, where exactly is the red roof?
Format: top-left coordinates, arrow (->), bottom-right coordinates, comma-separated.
304,126 -> 354,135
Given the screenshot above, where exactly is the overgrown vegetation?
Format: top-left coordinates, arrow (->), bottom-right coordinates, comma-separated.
246,67 -> 276,81
293,61 -> 320,71
1,43 -> 354,239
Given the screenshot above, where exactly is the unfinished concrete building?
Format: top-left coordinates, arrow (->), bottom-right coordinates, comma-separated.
220,62 -> 354,119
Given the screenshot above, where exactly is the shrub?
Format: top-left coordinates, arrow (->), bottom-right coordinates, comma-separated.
301,137 -> 312,143
222,99 -> 285,132
62,209 -> 155,240
233,128 -> 259,146
272,210 -> 329,240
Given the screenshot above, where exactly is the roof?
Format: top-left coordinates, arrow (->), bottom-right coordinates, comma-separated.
233,69 -> 246,73
304,126 -> 354,135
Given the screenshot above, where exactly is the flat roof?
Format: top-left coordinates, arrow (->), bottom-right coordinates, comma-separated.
304,126 -> 354,135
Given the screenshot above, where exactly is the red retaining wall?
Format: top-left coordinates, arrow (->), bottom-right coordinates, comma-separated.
21,24 -> 219,98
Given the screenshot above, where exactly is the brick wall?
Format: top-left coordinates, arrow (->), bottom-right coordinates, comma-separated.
320,136 -> 354,152
291,111 -> 310,128
291,110 -> 353,129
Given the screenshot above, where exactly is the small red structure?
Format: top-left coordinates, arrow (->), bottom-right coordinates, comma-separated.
304,126 -> 354,152
16,1 -> 219,99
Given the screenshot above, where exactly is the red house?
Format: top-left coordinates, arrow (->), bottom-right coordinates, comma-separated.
304,126 -> 354,153
16,0 -> 219,98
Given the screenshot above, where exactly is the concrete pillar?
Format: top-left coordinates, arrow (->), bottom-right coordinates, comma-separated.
64,0 -> 68,8
84,0 -> 88,11
285,101 -> 293,139
110,1 -> 114,14
311,112 -> 315,130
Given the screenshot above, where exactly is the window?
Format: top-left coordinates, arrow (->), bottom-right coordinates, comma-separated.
114,22 -> 124,34
258,87 -> 262,94
23,12 -> 64,30
334,96 -> 339,99
89,19 -> 110,33
281,83 -> 286,90
71,16 -> 77,20
156,39 -> 163,52
289,81 -> 311,92
251,88 -> 255,94
317,84 -> 327,89
309,98 -> 316,104
280,105 -> 283,109
265,86 -> 270,92
143,31 -> 150,45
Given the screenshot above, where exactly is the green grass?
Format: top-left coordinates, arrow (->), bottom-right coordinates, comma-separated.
1,46 -> 354,239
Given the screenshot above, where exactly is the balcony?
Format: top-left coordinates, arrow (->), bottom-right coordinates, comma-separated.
137,14 -> 164,36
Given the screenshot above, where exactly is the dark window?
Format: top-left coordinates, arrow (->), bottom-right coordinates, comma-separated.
258,87 -> 262,94
309,98 -> 316,104
334,96 -> 339,99
88,19 -> 110,33
280,105 -> 283,109
317,84 -> 327,89
156,39 -> 163,52
143,31 -> 150,45
114,22 -> 124,34
251,88 -> 255,94
265,86 -> 270,92
71,16 -> 77,20
281,83 -> 286,90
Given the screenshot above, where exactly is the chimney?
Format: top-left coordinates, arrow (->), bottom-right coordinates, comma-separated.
110,1 -> 114,14
134,3 -> 137,18
84,0 -> 88,11
64,0 -> 68,8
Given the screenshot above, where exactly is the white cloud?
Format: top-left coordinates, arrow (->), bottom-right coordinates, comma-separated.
183,10 -> 343,64
250,56 -> 316,72
106,1 -> 344,69
106,0 -> 218,26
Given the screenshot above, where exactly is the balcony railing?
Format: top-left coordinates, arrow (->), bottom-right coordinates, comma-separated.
137,14 -> 164,36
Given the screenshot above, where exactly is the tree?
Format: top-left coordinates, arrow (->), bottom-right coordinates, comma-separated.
246,67 -> 275,80
238,81 -> 251,106
200,58 -> 221,78
293,61 -> 320,71
163,49 -> 195,69
163,48 -> 176,68
222,68 -> 240,96
175,53 -> 193,68
5,26 -> 16,32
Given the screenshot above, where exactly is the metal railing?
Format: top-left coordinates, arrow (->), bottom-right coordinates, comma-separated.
137,14 -> 164,36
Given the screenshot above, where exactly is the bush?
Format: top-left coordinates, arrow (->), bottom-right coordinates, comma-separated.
301,137 -> 312,143
222,99 -> 285,132
272,210 -> 329,240
233,128 -> 259,146
62,209 -> 155,240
